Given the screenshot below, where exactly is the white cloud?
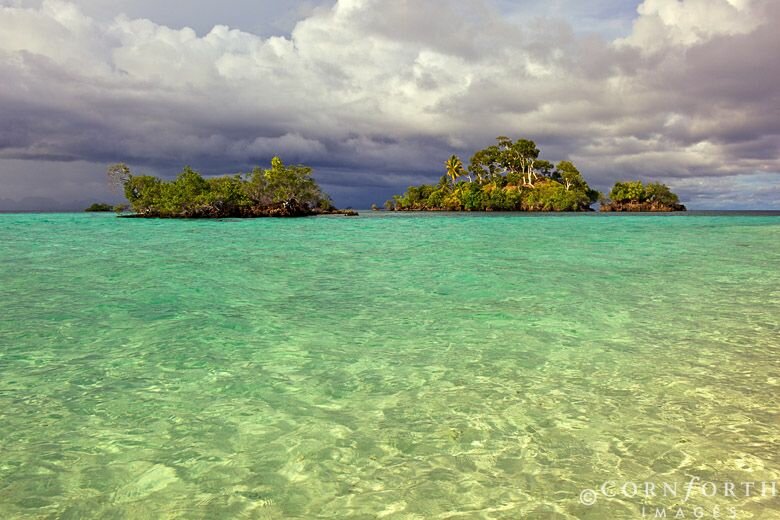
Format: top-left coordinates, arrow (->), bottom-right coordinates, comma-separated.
620,0 -> 763,52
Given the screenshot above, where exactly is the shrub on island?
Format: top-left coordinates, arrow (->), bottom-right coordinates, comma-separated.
600,181 -> 686,212
385,137 -> 600,212
84,203 -> 113,212
107,157 -> 356,218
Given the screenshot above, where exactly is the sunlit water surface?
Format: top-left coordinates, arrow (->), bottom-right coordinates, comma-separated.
0,212 -> 778,519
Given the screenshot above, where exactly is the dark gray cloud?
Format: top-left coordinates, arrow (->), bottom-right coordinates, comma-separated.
0,0 -> 778,210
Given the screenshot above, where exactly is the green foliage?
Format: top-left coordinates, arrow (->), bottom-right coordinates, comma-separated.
468,145 -> 502,181
116,158 -> 332,217
165,167 -> 209,213
461,183 -> 488,211
124,175 -> 163,213
534,160 -> 554,177
467,137 -> 540,184
426,188 -> 445,208
644,182 -> 680,206
523,180 -> 590,211
202,175 -> 248,212
604,180 -> 683,211
84,203 -> 113,212
245,167 -> 270,206
554,161 -> 587,191
389,184 -> 439,210
263,156 -> 328,207
609,180 -> 647,203
387,136 -> 597,212
444,155 -> 464,185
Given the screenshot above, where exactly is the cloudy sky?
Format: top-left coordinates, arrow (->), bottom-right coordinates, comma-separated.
0,0 -> 778,210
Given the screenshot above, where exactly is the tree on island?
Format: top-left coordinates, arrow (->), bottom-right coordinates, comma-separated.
601,180 -> 686,212
445,155 -> 465,185
109,157 -> 355,218
107,163 -> 132,191
386,136 -> 600,212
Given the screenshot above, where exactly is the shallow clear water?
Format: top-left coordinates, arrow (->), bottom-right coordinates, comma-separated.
0,212 -> 778,519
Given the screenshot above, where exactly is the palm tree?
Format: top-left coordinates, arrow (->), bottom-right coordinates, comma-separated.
445,155 -> 464,185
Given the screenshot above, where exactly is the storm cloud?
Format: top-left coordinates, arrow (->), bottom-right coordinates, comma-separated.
0,0 -> 778,209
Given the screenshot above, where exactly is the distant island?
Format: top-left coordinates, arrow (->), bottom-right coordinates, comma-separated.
385,136 -> 685,212
107,141 -> 684,217
600,180 -> 686,212
108,158 -> 356,218
84,203 -> 113,212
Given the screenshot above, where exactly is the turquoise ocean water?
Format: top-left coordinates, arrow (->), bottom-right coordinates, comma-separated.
0,212 -> 778,519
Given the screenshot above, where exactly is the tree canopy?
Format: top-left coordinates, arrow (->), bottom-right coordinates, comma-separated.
602,180 -> 685,212
387,137 -> 599,212
112,157 -> 344,218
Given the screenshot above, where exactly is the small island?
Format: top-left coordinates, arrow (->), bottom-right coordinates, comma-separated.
84,203 -> 114,212
600,180 -> 686,212
106,144 -> 685,217
386,137 -> 599,212
108,158 -> 357,218
385,136 -> 685,212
